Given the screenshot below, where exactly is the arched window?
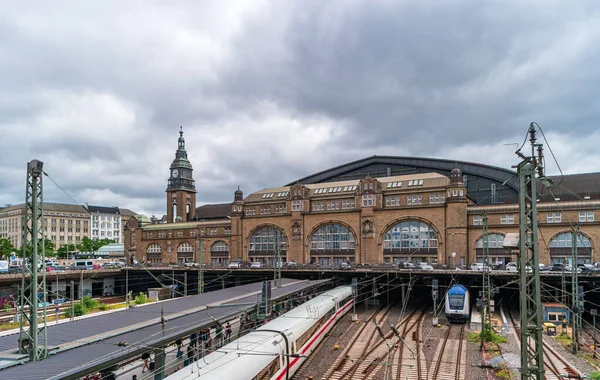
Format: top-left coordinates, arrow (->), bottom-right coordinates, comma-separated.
476,233 -> 505,248
210,241 -> 230,267
475,233 -> 513,266
248,227 -> 287,265
310,224 -> 355,252
211,241 -> 229,252
549,232 -> 592,264
309,223 -> 355,267
383,220 -> 437,264
383,220 -> 437,251
146,243 -> 162,264
177,242 -> 194,252
177,242 -> 194,265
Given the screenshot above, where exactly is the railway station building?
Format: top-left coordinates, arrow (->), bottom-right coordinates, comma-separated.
124,130 -> 600,268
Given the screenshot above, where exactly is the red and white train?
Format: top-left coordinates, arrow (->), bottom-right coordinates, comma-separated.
164,285 -> 354,380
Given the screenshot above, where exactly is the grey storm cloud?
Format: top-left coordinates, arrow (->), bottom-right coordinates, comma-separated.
1,0 -> 600,217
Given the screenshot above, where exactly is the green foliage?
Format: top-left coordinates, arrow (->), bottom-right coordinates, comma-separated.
56,244 -> 78,259
481,327 -> 506,344
135,292 -> 148,305
467,331 -> 481,342
97,303 -> 108,311
468,329 -> 506,344
77,237 -> 95,252
0,238 -> 16,259
590,372 -> 600,380
81,296 -> 99,310
19,239 -> 56,258
77,237 -> 116,253
64,303 -> 86,318
496,369 -> 511,379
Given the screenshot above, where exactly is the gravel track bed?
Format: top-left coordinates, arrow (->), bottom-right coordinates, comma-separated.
542,333 -> 599,376
371,302 -> 415,380
421,312 -> 490,380
293,303 -> 377,379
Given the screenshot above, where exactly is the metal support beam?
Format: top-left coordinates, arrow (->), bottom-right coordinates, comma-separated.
571,224 -> 580,353
481,213 -> 492,348
153,347 -> 166,380
274,229 -> 282,288
516,125 -> 545,380
18,159 -> 48,361
184,272 -> 187,297
198,238 -> 204,294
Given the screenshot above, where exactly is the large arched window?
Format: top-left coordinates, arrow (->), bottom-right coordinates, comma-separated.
384,220 -> 437,251
210,241 -> 230,267
476,233 -> 505,248
177,242 -> 194,265
383,220 -> 437,264
310,224 -> 355,252
475,233 -> 513,266
211,241 -> 229,253
146,243 -> 162,264
550,232 -> 592,264
309,223 -> 355,267
248,227 -> 287,265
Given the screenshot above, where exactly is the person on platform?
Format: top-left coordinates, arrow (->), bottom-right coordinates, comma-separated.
225,322 -> 232,342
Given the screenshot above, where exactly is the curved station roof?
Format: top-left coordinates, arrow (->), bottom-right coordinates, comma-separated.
288,155 -> 520,205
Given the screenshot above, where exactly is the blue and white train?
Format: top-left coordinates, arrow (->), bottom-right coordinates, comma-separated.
445,284 -> 470,323
164,285 -> 354,380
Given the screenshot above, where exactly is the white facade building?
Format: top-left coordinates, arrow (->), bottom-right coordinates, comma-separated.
86,205 -> 122,243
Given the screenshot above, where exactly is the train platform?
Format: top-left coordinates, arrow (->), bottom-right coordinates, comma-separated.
470,307 -> 482,330
0,278 -> 330,380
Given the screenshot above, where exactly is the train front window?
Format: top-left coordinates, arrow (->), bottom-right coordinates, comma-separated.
449,295 -> 464,310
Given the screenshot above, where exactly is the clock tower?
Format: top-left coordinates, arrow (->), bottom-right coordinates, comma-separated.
166,127 -> 197,223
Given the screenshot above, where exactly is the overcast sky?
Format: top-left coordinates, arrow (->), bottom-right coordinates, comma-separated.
2,1 -> 600,217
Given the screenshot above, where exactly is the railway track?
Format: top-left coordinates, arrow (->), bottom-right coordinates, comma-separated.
508,308 -> 583,379
391,309 -> 426,380
357,308 -> 424,380
325,304 -> 396,380
430,324 -> 466,380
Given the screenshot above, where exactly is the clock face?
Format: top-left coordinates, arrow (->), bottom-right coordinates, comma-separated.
172,169 -> 179,177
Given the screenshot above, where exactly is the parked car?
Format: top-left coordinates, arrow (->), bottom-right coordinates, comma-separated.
506,262 -> 518,272
395,261 -> 415,269
417,262 -> 434,271
250,261 -> 263,269
551,263 -> 566,272
8,265 -> 21,274
565,265 -> 582,273
339,261 -> 352,270
184,262 -> 199,268
287,260 -> 298,268
228,261 -> 241,269
275,261 -> 286,268
579,263 -> 600,273
470,263 -> 492,271
355,263 -> 373,270
539,263 -> 551,272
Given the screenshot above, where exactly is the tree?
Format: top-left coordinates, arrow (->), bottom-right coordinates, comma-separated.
77,236 -> 95,252
0,238 -> 16,260
20,239 -> 56,258
93,238 -> 116,251
56,244 -> 78,259
76,237 -> 116,252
